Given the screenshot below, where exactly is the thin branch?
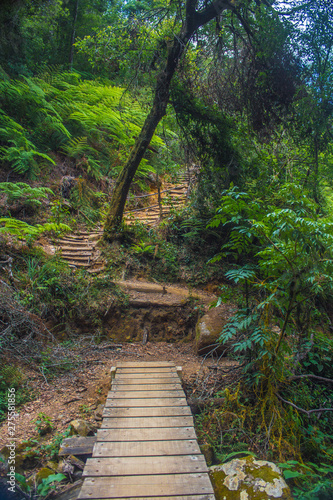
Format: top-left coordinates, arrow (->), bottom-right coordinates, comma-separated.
277,393 -> 333,416
289,374 -> 333,384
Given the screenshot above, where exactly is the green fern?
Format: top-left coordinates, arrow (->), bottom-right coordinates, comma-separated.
0,182 -> 53,207
0,143 -> 55,178
0,218 -> 71,239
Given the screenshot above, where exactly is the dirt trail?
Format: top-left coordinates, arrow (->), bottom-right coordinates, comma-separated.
0,341 -> 235,450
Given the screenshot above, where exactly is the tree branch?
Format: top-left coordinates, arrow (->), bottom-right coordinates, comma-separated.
289,374 -> 333,384
276,393 -> 333,416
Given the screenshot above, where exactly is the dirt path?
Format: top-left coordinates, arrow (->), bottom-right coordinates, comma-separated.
0,340 -> 235,450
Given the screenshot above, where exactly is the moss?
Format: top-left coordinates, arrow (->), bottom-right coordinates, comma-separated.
209,457 -> 293,500
35,467 -> 54,484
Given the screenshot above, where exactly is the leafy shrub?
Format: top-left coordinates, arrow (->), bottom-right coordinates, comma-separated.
0,365 -> 33,422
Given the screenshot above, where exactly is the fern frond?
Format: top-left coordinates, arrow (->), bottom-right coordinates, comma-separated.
0,182 -> 53,207
0,218 -> 71,239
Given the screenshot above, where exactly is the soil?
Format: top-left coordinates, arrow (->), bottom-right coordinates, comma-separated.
0,340 -> 237,452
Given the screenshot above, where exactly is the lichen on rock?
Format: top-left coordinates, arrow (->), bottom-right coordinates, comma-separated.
209,456 -> 293,499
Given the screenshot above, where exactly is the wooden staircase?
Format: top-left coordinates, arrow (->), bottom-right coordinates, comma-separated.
78,361 -> 215,500
54,230 -> 104,272
124,170 -> 193,226
49,170 -> 194,270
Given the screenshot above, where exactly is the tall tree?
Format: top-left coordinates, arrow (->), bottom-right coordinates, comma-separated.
103,0 -> 249,238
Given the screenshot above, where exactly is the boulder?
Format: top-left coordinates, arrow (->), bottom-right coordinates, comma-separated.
209,456 -> 293,499
195,304 -> 236,356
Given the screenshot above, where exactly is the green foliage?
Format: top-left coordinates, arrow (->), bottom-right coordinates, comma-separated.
131,240 -> 156,255
0,72 -> 172,182
34,412 -> 53,436
0,218 -> 71,240
278,460 -> 333,499
212,184 -> 333,382
0,365 -> 33,422
37,473 -> 66,497
0,182 -> 53,209
171,81 -> 237,208
205,183 -> 333,497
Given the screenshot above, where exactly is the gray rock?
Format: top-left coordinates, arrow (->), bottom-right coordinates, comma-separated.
94,404 -> 104,420
195,304 -> 236,356
209,456 -> 293,499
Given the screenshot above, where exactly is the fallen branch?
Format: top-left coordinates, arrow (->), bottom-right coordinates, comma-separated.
277,393 -> 333,416
289,374 -> 333,384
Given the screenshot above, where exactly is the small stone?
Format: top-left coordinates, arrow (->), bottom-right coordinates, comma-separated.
94,404 -> 104,420
69,419 -> 91,437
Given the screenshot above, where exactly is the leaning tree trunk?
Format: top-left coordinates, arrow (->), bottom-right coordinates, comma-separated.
103,36 -> 188,239
103,0 -> 234,239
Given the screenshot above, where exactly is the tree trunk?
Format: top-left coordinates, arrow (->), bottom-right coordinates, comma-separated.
69,0 -> 79,70
103,35 -> 187,238
103,0 -> 233,239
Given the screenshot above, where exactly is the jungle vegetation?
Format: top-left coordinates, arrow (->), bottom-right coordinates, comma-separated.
0,0 -> 333,498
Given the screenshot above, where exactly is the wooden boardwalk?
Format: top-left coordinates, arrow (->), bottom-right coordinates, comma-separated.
78,361 -> 215,500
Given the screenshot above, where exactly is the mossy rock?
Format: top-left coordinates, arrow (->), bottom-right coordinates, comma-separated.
27,467 -> 55,487
209,456 -> 293,499
1,441 -> 39,471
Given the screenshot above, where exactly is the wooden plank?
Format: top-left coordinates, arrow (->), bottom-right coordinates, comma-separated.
115,362 -> 175,367
78,473 -> 214,499
97,427 -> 196,442
116,367 -> 176,374
107,390 -> 185,399
59,436 -> 96,456
102,406 -> 192,418
113,376 -> 179,384
105,398 -> 187,407
83,455 -> 208,477
92,439 -> 201,457
101,416 -> 193,428
112,383 -> 182,391
114,374 -> 179,380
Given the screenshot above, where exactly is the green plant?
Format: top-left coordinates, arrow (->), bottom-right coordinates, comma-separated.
0,217 -> 71,240
0,182 -> 53,210
37,427 -> 71,461
0,365 -> 33,422
34,413 -> 53,436
37,473 -> 66,497
131,240 -> 156,255
278,460 -> 333,499
79,404 -> 91,416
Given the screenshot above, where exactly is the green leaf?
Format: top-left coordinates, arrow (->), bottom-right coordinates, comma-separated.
282,470 -> 305,479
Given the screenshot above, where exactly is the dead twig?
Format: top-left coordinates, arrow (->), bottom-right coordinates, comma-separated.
276,393 -> 333,416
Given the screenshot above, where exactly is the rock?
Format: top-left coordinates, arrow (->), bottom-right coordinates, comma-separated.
200,444 -> 216,466
209,456 -> 293,499
34,467 -> 55,485
52,479 -> 83,500
94,404 -> 104,420
195,304 -> 236,356
69,419 -> 92,437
